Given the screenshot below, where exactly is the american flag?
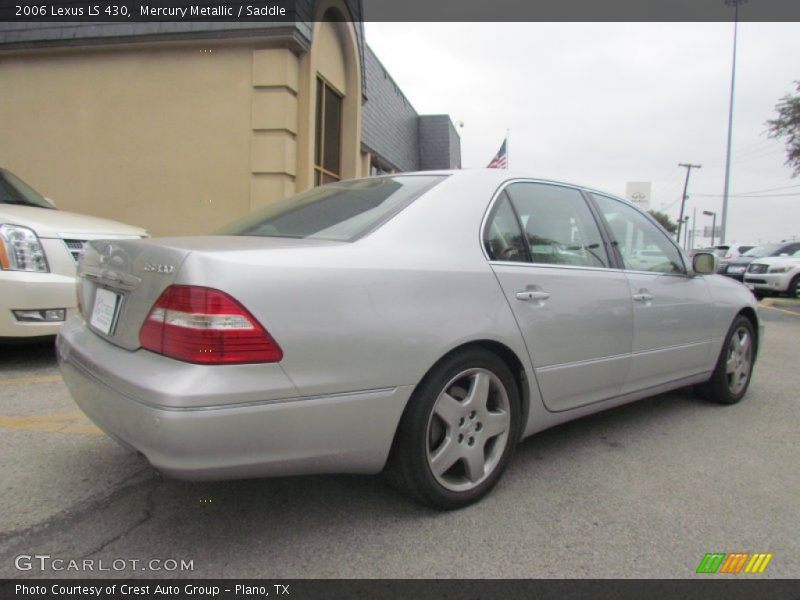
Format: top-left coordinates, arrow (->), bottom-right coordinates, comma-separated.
487,138 -> 508,169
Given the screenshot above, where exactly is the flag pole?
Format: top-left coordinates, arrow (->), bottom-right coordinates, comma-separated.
506,128 -> 509,169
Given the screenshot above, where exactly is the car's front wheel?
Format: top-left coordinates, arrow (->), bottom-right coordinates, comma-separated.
386,349 -> 521,509
789,274 -> 800,299
699,315 -> 756,405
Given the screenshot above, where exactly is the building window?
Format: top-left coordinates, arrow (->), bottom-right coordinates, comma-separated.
314,76 -> 343,185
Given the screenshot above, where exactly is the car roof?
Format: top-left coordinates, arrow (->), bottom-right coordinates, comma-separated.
380,168 -> 631,203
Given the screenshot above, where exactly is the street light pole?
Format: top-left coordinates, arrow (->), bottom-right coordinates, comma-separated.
720,0 -> 745,245
677,162 -> 702,245
703,210 -> 717,247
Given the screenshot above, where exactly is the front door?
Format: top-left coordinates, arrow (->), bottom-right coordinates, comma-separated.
589,193 -> 715,393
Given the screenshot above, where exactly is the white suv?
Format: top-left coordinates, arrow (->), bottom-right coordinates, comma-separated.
0,168 -> 147,338
743,250 -> 800,298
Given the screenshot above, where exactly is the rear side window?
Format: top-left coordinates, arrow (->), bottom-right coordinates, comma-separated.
497,183 -> 610,268
484,184 -> 610,268
484,191 -> 529,262
216,175 -> 446,242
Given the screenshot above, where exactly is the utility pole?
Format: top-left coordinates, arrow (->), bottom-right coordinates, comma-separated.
721,0 -> 745,245
677,162 -> 702,245
684,215 -> 690,250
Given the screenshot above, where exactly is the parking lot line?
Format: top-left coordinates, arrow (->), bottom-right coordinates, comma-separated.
0,412 -> 101,435
0,374 -> 64,386
760,304 -> 800,317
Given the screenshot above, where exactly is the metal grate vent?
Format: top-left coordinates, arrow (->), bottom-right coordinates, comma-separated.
63,239 -> 88,263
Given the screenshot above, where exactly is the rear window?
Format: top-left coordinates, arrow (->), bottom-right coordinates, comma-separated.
216,175 -> 446,242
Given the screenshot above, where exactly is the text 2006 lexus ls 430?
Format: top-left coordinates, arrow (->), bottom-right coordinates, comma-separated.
58,170 -> 761,509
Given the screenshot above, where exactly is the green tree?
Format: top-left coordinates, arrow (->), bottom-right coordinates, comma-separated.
766,81 -> 800,177
648,210 -> 678,234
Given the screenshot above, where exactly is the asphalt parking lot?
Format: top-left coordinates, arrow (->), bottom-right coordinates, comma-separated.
0,306 -> 798,579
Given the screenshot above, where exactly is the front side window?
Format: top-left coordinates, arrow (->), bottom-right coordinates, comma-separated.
216,175 -> 445,242
314,77 -> 343,186
591,193 -> 685,274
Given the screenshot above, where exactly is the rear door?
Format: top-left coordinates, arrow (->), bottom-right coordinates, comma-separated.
588,193 -> 716,393
486,181 -> 633,412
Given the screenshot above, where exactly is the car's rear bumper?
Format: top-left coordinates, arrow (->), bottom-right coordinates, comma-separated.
0,270 -> 76,337
57,316 -> 413,480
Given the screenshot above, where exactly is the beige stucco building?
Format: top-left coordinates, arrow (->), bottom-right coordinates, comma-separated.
0,4 -> 461,236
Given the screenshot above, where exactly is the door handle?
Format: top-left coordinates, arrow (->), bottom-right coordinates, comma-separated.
632,291 -> 654,303
516,290 -> 551,302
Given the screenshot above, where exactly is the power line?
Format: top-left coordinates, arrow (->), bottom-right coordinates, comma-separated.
729,183 -> 800,195
692,192 -> 800,198
732,148 -> 784,164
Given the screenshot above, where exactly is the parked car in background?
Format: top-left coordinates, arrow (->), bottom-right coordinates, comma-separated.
743,250 -> 800,298
724,244 -> 756,260
1,167 -> 148,339
57,170 -> 761,509
717,243 -> 757,273
720,241 -> 800,281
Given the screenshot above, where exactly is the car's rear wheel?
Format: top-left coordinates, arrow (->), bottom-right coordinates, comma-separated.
789,274 -> 800,299
699,315 -> 755,405
385,349 -> 520,509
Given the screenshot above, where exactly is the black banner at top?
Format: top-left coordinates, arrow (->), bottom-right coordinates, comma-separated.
1,0 -> 800,22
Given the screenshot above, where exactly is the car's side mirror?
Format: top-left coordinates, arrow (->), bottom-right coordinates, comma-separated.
692,251 -> 718,275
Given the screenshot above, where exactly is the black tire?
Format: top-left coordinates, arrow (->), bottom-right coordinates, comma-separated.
699,315 -> 756,405
789,275 -> 800,299
384,348 -> 521,510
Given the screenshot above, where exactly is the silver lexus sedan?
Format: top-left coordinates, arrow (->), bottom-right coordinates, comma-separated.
57,170 -> 761,509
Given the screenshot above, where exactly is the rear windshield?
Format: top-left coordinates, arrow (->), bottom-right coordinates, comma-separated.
216,175 -> 446,242
0,170 -> 56,209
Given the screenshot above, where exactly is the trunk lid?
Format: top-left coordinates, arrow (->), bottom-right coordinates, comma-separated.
79,238 -> 190,350
78,236 -> 344,351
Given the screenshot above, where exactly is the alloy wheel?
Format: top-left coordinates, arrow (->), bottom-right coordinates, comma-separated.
725,326 -> 752,395
425,368 -> 511,493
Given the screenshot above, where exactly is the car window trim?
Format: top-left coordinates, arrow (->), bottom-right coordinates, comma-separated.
480,178 -> 614,270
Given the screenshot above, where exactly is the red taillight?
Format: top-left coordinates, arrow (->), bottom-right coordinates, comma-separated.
139,285 -> 283,364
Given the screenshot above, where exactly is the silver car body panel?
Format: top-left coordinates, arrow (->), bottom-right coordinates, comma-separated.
58,169 -> 762,480
491,262 -> 633,412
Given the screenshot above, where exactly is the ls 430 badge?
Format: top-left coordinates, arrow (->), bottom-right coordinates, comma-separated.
143,264 -> 175,274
